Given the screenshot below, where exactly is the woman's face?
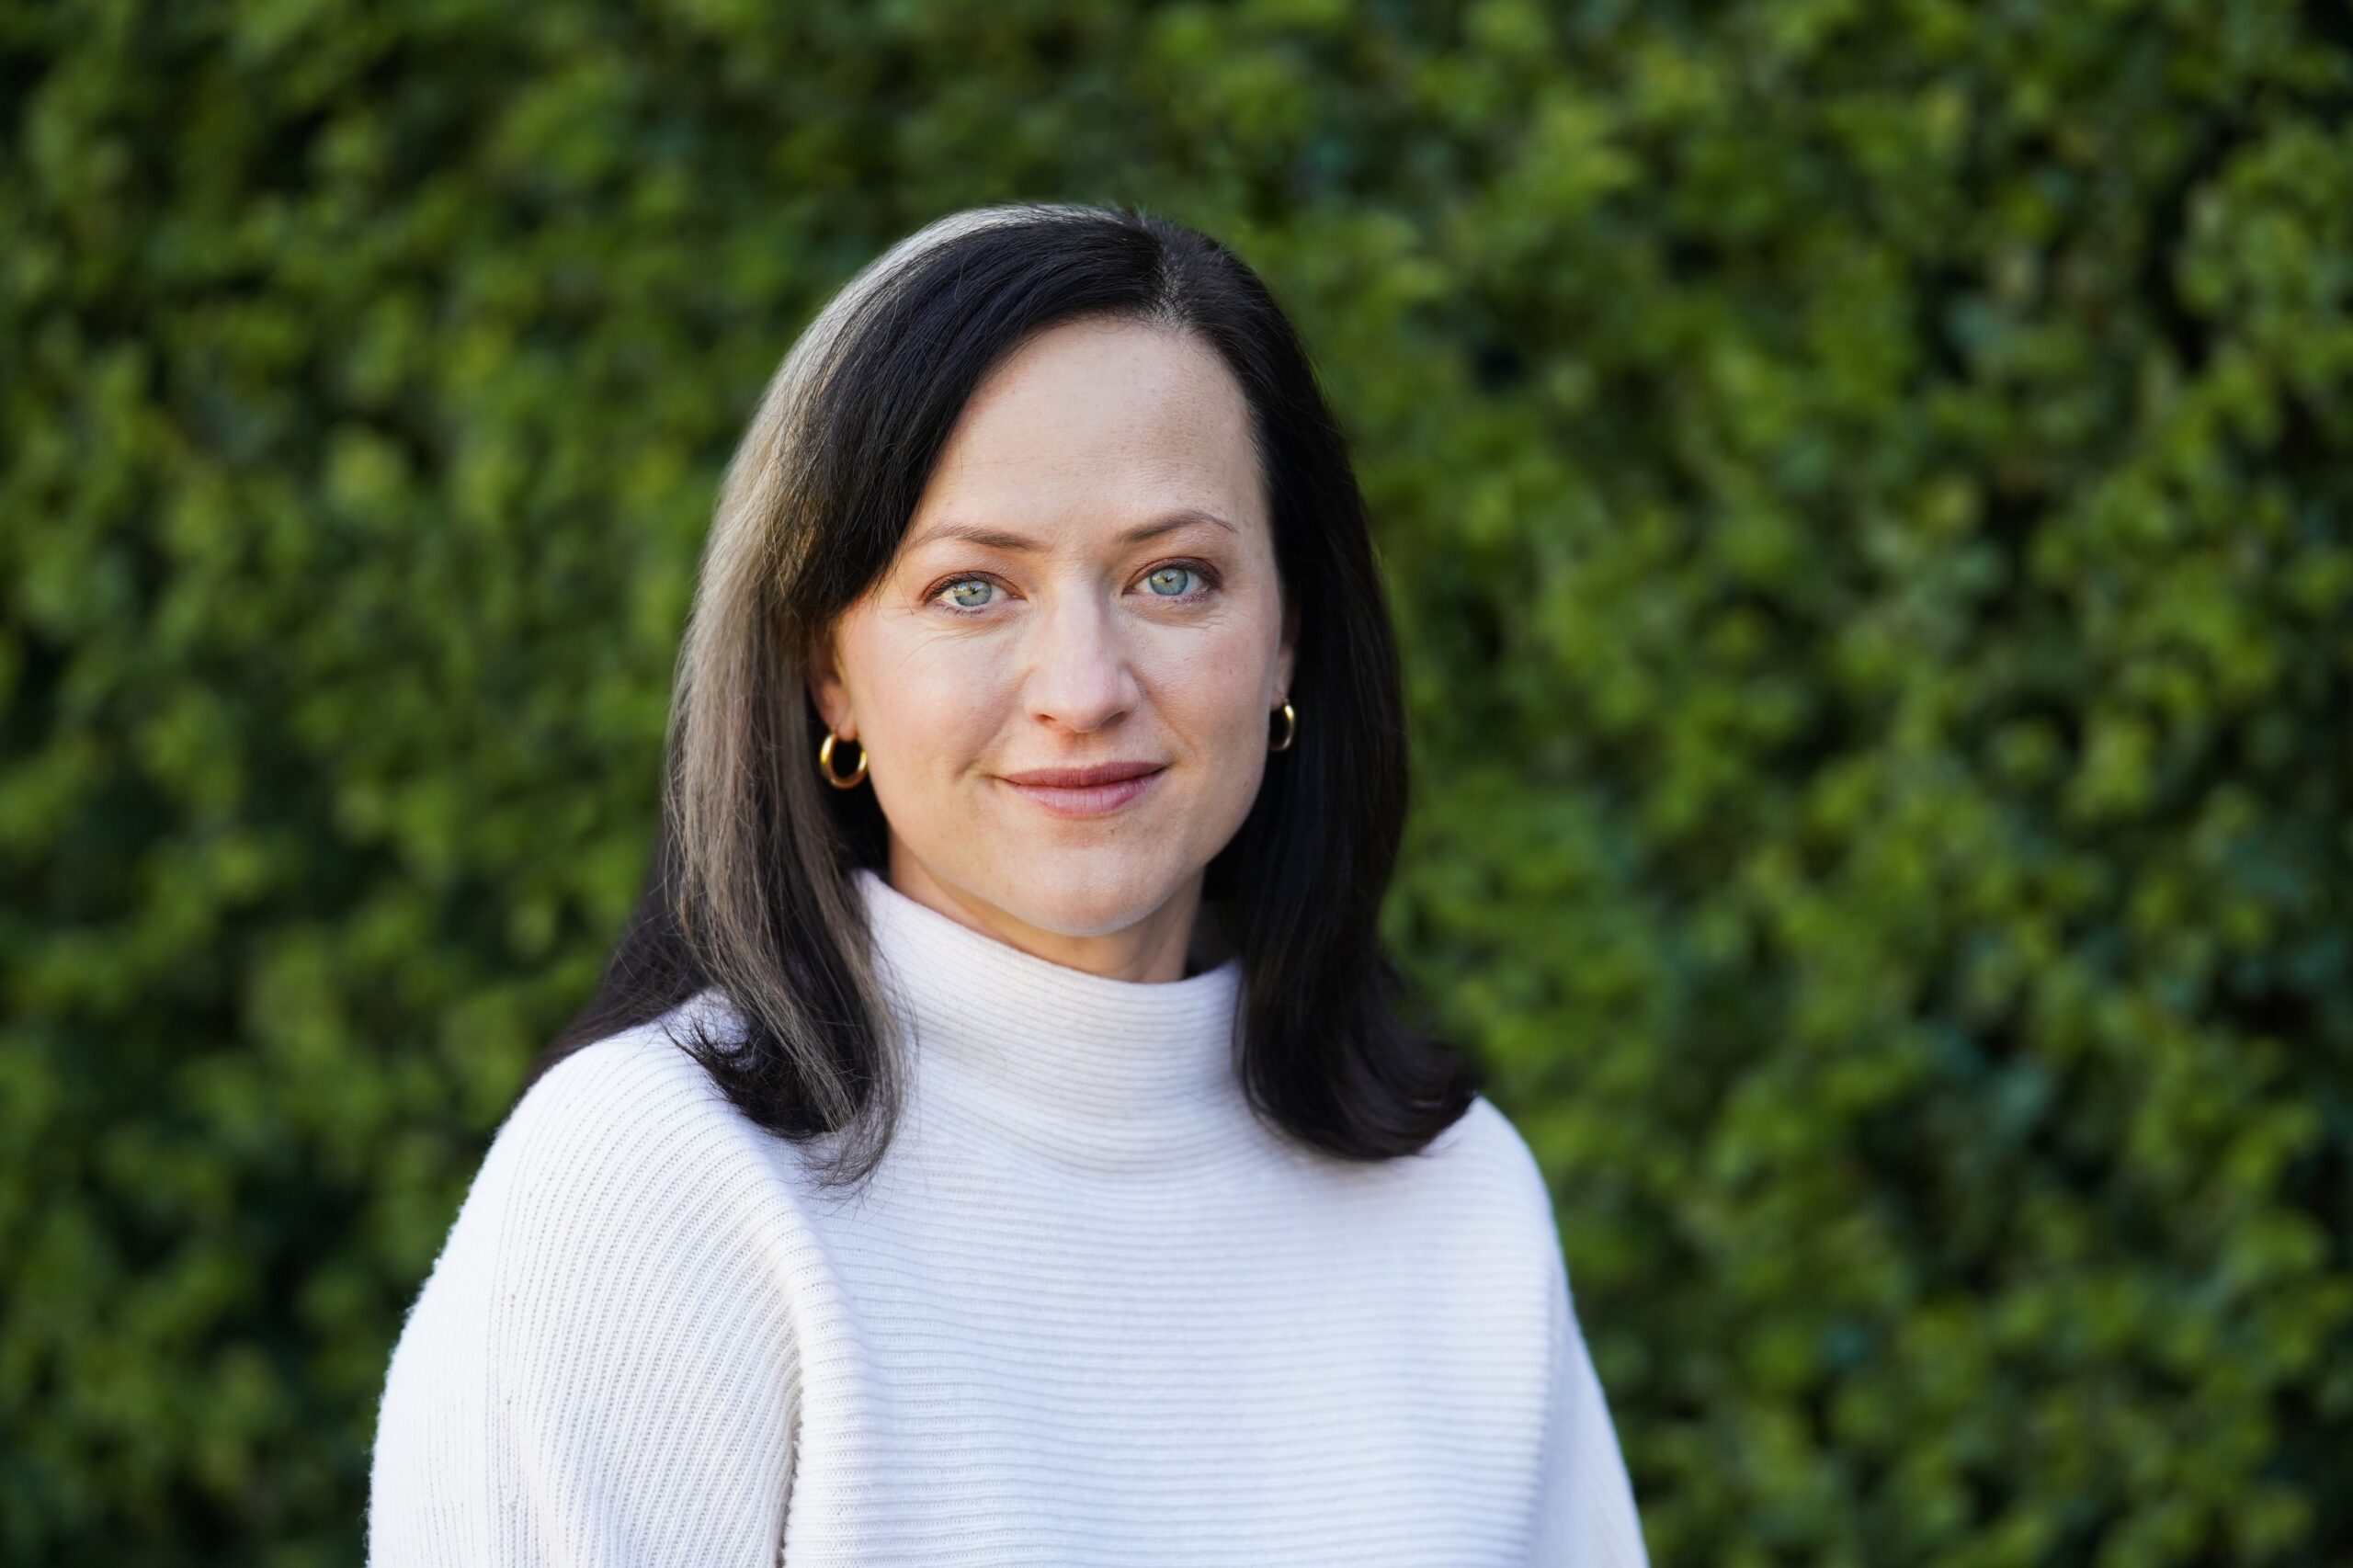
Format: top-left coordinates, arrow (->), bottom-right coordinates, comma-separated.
808,316 -> 1295,974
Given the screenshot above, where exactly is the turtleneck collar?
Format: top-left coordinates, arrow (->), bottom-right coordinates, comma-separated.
850,868 -> 1250,1144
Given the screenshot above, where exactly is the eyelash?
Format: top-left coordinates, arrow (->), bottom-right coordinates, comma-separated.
926,560 -> 1223,617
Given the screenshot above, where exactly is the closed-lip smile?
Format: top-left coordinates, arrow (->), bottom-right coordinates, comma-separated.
998,761 -> 1166,819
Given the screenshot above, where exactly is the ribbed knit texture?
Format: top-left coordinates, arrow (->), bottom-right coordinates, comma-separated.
368,868 -> 1650,1565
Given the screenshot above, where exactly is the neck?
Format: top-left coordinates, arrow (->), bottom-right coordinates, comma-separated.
849,868 -> 1252,1165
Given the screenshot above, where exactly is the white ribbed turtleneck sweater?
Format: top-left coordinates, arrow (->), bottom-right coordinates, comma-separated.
369,869 -> 1648,1565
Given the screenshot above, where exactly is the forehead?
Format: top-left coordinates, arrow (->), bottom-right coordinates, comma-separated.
908,317 -> 1266,541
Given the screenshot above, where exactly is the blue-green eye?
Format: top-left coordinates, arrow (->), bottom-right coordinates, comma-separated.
946,577 -> 996,609
1144,565 -> 1194,597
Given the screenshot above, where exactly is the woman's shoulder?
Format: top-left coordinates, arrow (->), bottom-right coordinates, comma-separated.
500,993 -> 740,1138
371,994 -> 807,1562
1302,1089 -> 1573,1281
1420,1092 -> 1568,1231
1371,1091 -> 1590,1305
383,992 -> 823,1382
449,991 -> 812,1267
490,996 -> 723,1152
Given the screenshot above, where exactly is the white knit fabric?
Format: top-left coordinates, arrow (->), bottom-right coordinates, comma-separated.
369,868 -> 1650,1565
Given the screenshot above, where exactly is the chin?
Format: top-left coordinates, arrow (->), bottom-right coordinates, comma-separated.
989,858 -> 1185,938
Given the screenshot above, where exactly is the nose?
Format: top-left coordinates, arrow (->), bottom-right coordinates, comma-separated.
1022,588 -> 1139,736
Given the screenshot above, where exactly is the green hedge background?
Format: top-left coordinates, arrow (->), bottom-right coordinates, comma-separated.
6,1 -> 2350,1562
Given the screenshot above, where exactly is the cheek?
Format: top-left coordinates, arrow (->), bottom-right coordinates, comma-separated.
866,656 -> 1009,780
1145,624 -> 1277,761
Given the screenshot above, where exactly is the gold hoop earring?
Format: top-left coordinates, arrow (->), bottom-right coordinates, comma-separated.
818,727 -> 869,789
1269,699 -> 1297,754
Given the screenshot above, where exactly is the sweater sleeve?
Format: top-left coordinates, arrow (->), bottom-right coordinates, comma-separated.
1529,1233 -> 1650,1567
368,1035 -> 801,1566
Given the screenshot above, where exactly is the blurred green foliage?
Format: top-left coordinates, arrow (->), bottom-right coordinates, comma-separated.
5,0 -> 2350,1562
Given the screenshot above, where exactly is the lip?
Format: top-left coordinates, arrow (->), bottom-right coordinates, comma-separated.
1002,761 -> 1165,788
998,760 -> 1167,819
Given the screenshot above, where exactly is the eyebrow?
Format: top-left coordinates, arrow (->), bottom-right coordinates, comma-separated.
901,507 -> 1238,555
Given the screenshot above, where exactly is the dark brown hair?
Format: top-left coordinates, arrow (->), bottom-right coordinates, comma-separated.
523,201 -> 1481,1189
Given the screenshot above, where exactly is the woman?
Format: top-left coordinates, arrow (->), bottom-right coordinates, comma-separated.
369,202 -> 1648,1565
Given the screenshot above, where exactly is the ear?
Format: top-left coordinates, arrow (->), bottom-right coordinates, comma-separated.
803,620 -> 856,740
1275,598 -> 1300,705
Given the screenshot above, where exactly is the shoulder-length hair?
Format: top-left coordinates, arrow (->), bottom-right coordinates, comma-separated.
523,201 -> 1480,1188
